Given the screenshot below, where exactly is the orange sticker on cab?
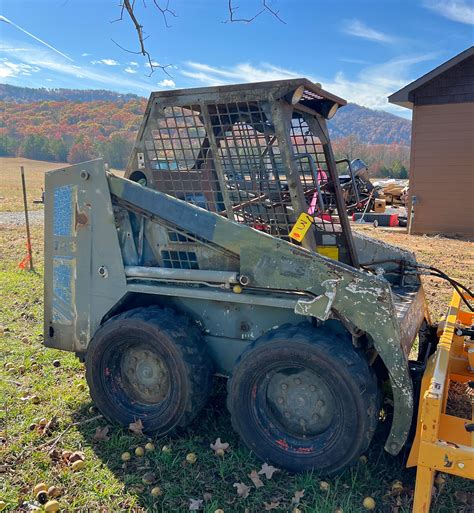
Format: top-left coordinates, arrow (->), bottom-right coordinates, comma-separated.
289,212 -> 314,242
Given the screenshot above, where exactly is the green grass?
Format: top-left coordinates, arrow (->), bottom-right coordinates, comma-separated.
0,225 -> 473,512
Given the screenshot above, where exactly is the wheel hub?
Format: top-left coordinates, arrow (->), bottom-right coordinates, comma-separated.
121,346 -> 170,404
266,368 -> 334,436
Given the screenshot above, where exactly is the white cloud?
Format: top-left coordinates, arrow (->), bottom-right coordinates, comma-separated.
343,19 -> 394,43
178,55 -> 438,115
339,58 -> 371,65
0,42 -> 155,92
0,45 -> 29,52
145,60 -> 161,68
129,61 -> 139,67
0,58 -> 40,78
423,0 -> 474,25
158,78 -> 175,88
81,52 -> 91,57
124,67 -> 137,74
181,62 -> 300,85
91,58 -> 120,66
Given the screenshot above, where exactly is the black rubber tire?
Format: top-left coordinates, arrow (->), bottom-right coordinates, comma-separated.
85,306 -> 212,434
227,324 -> 379,474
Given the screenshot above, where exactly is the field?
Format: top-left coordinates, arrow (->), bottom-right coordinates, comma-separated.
0,158 -> 65,213
1,186 -> 474,512
0,158 -> 123,213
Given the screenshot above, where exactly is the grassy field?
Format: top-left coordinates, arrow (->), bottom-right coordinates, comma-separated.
1,223 -> 473,512
0,158 -> 123,213
0,158 -> 64,213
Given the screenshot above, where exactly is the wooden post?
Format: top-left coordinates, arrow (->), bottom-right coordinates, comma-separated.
20,166 -> 34,272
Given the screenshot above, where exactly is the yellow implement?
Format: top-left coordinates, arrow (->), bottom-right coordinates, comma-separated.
408,291 -> 474,512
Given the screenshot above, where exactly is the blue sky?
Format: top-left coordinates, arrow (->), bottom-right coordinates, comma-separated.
1,0 -> 473,118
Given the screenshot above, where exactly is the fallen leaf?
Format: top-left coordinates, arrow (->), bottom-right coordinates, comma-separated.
258,463 -> 280,480
233,482 -> 251,499
129,418 -> 144,436
68,451 -> 85,463
20,395 -> 36,401
248,470 -> 264,489
142,472 -> 156,485
48,448 -> 61,462
42,417 -> 58,436
292,489 -> 305,505
210,437 -> 229,453
93,426 -> 110,442
189,498 -> 203,510
264,501 -> 280,510
61,450 -> 72,462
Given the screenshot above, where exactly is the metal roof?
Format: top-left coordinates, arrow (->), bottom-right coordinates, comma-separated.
150,78 -> 347,108
388,46 -> 474,109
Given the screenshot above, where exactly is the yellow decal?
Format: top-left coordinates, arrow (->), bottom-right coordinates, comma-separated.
316,246 -> 339,260
289,212 -> 314,242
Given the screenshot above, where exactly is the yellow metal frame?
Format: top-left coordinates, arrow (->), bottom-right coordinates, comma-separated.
407,291 -> 474,512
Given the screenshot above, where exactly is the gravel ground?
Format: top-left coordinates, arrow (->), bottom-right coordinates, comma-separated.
0,210 -> 44,226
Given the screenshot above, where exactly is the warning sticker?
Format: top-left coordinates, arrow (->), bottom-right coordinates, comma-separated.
289,212 -> 314,242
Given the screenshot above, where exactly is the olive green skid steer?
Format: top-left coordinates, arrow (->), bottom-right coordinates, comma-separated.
44,79 -> 433,474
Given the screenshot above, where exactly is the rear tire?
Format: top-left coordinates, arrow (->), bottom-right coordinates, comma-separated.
227,324 -> 379,473
85,306 -> 212,434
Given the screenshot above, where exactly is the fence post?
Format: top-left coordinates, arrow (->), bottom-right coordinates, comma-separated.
20,166 -> 34,272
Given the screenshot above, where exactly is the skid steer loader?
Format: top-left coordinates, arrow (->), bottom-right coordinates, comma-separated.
43,80 -> 473,504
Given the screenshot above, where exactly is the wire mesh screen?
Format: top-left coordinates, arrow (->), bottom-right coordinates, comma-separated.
144,101 -> 342,242
145,106 -> 225,212
289,115 -> 342,233
211,101 -> 295,238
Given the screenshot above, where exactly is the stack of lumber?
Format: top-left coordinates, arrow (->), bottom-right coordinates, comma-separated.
373,179 -> 409,206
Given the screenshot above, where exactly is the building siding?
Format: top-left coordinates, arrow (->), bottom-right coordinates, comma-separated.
410,55 -> 474,106
409,103 -> 474,236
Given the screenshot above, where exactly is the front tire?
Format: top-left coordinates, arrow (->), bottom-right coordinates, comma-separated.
227,324 -> 379,473
85,307 -> 212,434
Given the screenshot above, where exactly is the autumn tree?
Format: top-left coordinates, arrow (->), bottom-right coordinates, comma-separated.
67,137 -> 96,164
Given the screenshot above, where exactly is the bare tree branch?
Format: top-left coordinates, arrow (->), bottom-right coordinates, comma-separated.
114,0 -> 172,76
113,0 -> 284,77
152,0 -> 177,28
225,0 -> 286,24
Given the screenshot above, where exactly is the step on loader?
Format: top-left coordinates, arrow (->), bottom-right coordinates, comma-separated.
43,79 -> 473,504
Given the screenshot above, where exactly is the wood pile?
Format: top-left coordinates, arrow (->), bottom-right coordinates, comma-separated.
374,180 -> 409,206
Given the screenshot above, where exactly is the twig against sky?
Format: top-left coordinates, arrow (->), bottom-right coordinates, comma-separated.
225,0 -> 286,24
113,0 -> 284,76
112,0 -> 172,76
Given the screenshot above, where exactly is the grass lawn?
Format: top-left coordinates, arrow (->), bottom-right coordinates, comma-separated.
0,223 -> 473,512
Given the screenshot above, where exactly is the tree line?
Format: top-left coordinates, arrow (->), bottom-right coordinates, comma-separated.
0,99 -> 410,176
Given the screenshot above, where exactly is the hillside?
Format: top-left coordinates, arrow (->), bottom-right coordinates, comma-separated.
0,84 -> 411,174
0,84 -> 139,103
329,103 -> 411,145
